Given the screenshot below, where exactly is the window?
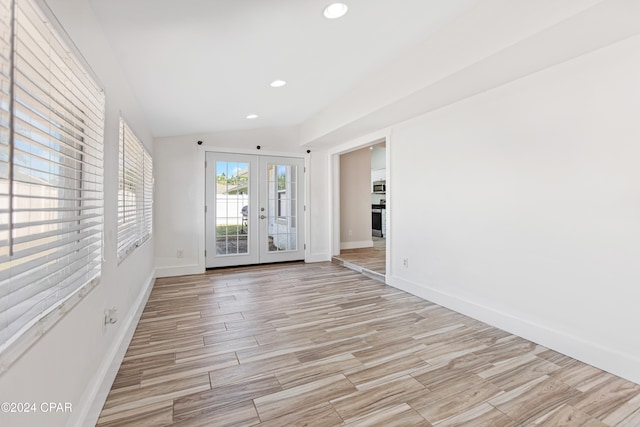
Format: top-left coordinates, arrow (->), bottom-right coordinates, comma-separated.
277,190 -> 286,218
117,118 -> 152,261
0,0 -> 105,357
274,164 -> 290,220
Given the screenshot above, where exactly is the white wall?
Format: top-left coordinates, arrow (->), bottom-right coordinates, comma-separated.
153,139 -> 203,276
340,147 -> 372,249
307,149 -> 331,262
387,35 -> 640,384
154,127 -> 331,276
0,1 -> 155,426
370,144 -> 386,171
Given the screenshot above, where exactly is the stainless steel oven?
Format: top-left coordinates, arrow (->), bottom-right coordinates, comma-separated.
372,206 -> 383,237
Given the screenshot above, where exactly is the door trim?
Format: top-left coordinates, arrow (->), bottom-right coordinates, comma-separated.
327,129 -> 391,281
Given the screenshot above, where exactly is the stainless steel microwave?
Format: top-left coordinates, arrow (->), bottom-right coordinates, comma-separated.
373,181 -> 386,193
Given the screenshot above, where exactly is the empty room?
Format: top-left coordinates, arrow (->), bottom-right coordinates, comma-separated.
1,0 -> 640,426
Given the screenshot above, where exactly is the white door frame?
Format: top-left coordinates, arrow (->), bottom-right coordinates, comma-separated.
327,129 -> 392,280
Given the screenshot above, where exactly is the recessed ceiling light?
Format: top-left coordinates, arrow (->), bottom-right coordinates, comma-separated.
246,114 -> 258,119
323,3 -> 348,19
270,80 -> 287,88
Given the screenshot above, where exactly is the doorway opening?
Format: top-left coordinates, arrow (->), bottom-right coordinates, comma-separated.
332,140 -> 387,280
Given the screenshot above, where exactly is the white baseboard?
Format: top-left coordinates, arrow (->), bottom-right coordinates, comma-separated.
387,275 -> 640,386
155,257 -> 204,278
158,255 -> 335,273
340,240 -> 373,250
156,264 -> 204,278
74,271 -> 156,427
306,252 -> 331,263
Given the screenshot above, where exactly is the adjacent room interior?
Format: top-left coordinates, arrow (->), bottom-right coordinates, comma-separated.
333,142 -> 387,279
1,1 -> 640,426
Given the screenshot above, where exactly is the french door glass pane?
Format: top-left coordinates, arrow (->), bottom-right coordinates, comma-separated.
215,161 -> 249,255
267,163 -> 297,252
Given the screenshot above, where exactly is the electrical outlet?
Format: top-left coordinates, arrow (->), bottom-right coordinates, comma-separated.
348,229 -> 353,236
104,307 -> 118,325
177,249 -> 184,258
403,258 -> 409,268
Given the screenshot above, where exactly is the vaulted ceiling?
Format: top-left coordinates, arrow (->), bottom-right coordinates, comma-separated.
88,0 -> 640,146
88,0 -> 480,138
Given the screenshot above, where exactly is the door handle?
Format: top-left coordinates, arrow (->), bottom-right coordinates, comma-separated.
260,215 -> 266,219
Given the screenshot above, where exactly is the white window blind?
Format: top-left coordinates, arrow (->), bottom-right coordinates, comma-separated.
117,118 -> 152,261
1,4 -> 11,270
143,149 -> 152,238
0,0 -> 105,354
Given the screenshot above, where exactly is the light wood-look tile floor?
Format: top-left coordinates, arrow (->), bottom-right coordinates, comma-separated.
333,237 -> 386,277
97,262 -> 640,426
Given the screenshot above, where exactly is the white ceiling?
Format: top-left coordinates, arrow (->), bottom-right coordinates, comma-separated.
89,0 -> 481,138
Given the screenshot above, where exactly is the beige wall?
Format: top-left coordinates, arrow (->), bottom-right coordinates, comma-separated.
340,147 -> 372,249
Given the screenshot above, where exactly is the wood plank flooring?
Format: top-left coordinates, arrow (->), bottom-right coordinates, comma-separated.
97,262 -> 640,426
332,237 -> 386,276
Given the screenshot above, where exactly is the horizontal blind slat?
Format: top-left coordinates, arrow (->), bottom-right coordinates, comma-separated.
13,220 -> 101,245
0,236 -> 101,287
11,232 -> 101,267
13,93 -> 104,157
0,259 -> 101,327
15,1 -> 105,120
13,114 -> 103,164
12,175 -> 103,196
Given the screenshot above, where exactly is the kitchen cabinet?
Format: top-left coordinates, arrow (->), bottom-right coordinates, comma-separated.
371,145 -> 386,170
371,169 -> 386,183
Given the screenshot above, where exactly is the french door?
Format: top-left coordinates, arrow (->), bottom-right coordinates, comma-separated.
205,152 -> 305,268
